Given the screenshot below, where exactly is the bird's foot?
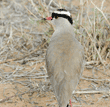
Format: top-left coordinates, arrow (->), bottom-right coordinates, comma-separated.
67,99 -> 72,107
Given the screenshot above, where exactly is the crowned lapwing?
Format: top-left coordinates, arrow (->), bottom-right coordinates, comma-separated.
45,9 -> 84,107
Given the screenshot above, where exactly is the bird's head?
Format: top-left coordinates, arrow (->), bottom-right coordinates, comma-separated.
44,9 -> 73,30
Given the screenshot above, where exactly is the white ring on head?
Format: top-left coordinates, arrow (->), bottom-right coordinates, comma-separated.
54,11 -> 71,16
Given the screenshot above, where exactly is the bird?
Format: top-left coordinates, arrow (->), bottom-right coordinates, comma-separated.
45,9 -> 84,107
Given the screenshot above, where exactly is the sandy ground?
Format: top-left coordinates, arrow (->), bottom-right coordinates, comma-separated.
0,59 -> 110,107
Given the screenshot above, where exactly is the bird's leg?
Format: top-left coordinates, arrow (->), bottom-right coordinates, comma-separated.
66,99 -> 72,107
69,99 -> 72,107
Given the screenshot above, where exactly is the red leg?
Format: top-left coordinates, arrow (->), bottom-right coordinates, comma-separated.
69,99 -> 72,107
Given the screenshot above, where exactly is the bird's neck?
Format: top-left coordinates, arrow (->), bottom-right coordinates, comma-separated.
55,25 -> 72,34
53,18 -> 73,32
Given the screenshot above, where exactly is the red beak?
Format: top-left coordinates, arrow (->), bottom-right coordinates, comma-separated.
46,17 -> 52,20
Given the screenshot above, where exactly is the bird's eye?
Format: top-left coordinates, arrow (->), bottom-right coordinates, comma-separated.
55,16 -> 58,19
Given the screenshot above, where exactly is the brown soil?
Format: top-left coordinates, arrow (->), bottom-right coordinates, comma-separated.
0,59 -> 110,107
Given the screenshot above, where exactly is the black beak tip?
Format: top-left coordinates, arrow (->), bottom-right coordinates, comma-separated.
42,18 -> 46,20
